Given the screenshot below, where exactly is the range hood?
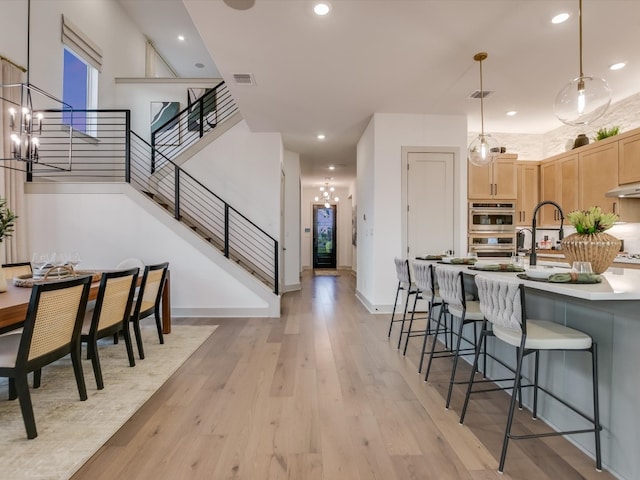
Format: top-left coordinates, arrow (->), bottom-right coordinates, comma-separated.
605,183 -> 640,198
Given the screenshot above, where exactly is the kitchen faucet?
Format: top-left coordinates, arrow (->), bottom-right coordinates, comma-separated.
529,200 -> 564,266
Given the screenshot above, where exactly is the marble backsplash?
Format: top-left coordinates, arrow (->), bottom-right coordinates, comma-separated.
469,92 -> 640,161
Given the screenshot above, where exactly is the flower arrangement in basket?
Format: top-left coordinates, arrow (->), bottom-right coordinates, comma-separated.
561,206 -> 620,273
566,206 -> 618,234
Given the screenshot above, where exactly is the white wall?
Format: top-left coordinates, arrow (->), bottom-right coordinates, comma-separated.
1,0 -> 146,108
182,120 -> 282,239
357,113 -> 468,312
300,186 -> 352,270
283,149 -> 301,291
24,185 -> 270,316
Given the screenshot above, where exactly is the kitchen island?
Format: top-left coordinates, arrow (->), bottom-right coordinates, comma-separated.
418,260 -> 640,480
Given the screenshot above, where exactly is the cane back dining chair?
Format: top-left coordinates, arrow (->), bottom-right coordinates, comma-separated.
459,274 -> 602,473
2,261 -> 33,279
0,275 -> 92,439
81,268 -> 139,390
388,258 -> 419,349
130,262 -> 169,360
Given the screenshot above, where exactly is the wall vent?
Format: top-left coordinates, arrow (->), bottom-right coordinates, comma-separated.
469,90 -> 494,99
233,73 -> 255,85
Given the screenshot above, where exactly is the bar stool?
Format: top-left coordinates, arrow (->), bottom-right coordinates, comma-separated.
424,265 -> 485,409
459,274 -> 602,473
402,262 -> 442,368
387,258 -> 419,349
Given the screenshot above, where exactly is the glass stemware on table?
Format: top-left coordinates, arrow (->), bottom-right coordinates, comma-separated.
31,252 -> 81,279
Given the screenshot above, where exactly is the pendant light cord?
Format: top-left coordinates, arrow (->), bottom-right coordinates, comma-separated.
479,57 -> 485,136
578,0 -> 583,78
26,0 -> 31,84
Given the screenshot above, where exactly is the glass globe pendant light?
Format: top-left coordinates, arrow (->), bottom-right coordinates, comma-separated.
553,0 -> 611,126
468,52 -> 499,167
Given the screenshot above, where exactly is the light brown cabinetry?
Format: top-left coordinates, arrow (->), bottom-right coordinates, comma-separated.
618,132 -> 640,184
539,153 -> 579,226
515,162 -> 538,225
579,141 -> 619,213
468,154 -> 517,199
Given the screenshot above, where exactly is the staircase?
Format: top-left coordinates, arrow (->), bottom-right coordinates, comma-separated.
29,82 -> 279,294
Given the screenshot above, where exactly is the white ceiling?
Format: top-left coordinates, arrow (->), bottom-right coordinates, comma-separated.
119,0 -> 640,188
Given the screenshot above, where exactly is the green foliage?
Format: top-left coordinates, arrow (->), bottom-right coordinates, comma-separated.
0,198 -> 17,243
595,126 -> 621,141
566,206 -> 618,234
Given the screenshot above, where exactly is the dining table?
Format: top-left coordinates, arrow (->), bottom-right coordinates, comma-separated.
0,270 -> 172,335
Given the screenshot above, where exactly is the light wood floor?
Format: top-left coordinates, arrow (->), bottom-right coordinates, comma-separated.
73,271 -> 613,480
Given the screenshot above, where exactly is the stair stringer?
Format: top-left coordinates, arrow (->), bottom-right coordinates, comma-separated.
122,183 -> 281,317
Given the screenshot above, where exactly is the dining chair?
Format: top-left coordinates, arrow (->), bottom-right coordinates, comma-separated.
130,262 -> 169,360
459,274 -> 602,473
81,267 -> 139,390
388,258 -> 419,349
2,261 -> 32,279
0,275 -> 92,439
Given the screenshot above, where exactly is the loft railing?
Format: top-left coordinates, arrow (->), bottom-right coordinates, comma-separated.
150,82 -> 236,172
26,98 -> 279,294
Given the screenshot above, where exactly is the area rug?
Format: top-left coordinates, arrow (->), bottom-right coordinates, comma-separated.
314,270 -> 340,276
0,323 -> 217,480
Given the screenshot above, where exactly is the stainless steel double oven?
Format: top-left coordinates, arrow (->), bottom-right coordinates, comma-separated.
468,201 -> 516,257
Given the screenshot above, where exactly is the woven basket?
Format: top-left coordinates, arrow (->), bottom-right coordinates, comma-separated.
561,232 -> 621,274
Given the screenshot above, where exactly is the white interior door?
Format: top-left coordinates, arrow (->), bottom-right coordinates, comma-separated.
406,150 -> 455,258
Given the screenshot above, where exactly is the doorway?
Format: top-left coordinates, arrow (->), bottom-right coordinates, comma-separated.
313,204 -> 337,269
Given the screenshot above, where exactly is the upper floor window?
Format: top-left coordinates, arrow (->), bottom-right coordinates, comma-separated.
62,47 -> 97,136
61,14 -> 102,136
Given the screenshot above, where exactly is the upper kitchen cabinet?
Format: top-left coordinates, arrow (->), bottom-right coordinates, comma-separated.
539,153 -> 579,226
579,141 -> 618,213
619,131 -> 640,184
516,162 -> 539,225
468,154 -> 517,200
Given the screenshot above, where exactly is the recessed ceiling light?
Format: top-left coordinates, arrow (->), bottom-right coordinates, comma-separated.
551,12 -> 570,24
317,134 -> 326,140
177,35 -> 185,41
328,165 -> 335,170
610,62 -> 626,71
314,2 -> 331,16
506,111 -> 517,116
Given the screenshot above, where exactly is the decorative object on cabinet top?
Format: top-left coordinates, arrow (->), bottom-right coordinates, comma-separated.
594,125 -> 621,141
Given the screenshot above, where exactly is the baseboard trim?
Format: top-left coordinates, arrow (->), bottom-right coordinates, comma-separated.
281,283 -> 301,293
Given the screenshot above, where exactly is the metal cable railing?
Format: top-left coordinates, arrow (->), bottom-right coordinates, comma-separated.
28,92 -> 279,294
130,132 -> 279,293
151,82 -> 237,172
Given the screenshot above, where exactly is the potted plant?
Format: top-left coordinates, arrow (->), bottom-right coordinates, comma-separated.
594,125 -> 621,141
0,197 -> 17,242
0,197 -> 17,292
561,206 -> 620,273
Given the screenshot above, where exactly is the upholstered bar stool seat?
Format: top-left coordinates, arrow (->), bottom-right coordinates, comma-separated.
494,321 -> 593,350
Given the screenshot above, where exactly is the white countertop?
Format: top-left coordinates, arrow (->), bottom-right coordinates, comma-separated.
416,258 -> 640,301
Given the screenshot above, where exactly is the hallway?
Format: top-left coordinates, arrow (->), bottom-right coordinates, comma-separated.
73,271 -> 611,479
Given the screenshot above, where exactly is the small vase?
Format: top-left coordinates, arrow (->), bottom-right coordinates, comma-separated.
573,133 -> 590,149
0,267 -> 6,293
561,232 -> 621,274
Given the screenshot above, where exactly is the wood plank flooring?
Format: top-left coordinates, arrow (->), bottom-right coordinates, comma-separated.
72,271 -> 613,480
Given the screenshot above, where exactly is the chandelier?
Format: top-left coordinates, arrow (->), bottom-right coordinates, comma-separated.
468,52 -> 499,167
1,0 -> 73,170
553,0 -> 611,126
314,183 -> 339,208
